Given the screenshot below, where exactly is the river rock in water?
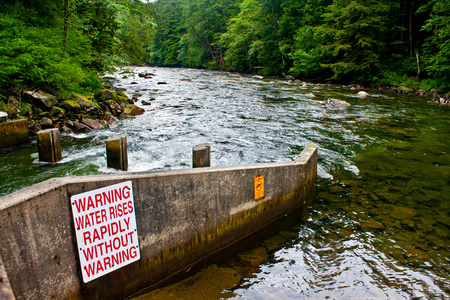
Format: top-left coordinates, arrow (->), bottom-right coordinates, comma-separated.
390,206 -> 418,220
357,91 -> 370,98
325,99 -> 351,108
238,247 -> 268,267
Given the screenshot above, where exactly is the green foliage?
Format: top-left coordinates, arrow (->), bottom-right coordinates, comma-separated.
420,0 -> 450,78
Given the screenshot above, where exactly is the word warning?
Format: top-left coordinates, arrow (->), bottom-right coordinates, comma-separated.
71,181 -> 140,283
254,175 -> 264,200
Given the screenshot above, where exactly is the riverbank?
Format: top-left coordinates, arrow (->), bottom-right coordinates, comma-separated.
0,80 -> 144,136
1,68 -> 448,140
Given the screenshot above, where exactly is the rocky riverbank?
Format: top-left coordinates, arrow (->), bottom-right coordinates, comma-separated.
0,81 -> 144,135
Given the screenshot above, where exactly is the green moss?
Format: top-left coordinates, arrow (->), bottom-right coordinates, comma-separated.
112,94 -> 128,103
20,102 -> 33,117
61,100 -> 81,109
400,86 -> 413,92
85,98 -> 101,109
49,106 -> 66,119
116,91 -> 127,98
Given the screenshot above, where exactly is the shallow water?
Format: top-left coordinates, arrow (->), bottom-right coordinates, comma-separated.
1,67 -> 449,299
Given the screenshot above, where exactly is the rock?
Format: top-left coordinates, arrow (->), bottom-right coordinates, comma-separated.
357,91 -> 370,98
141,100 -> 152,106
0,111 -> 7,122
157,82 -> 167,85
103,100 -> 122,116
71,94 -> 100,114
40,117 -> 53,129
49,107 -> 66,120
390,206 -> 418,220
360,219 -> 385,231
72,121 -> 92,133
60,100 -> 82,114
130,82 -> 138,85
96,90 -> 114,102
238,247 -> 268,267
81,118 -> 102,130
263,235 -> 286,251
7,96 -> 19,108
325,99 -> 351,108
123,104 -> 145,116
104,112 -> 119,123
24,90 -> 57,109
329,185 -> 345,193
32,123 -> 42,133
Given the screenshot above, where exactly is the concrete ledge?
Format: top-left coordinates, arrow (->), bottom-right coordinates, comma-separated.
0,119 -> 29,149
0,145 -> 317,300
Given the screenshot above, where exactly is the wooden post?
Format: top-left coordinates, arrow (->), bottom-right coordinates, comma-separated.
37,128 -> 62,163
192,143 -> 210,168
105,135 -> 128,171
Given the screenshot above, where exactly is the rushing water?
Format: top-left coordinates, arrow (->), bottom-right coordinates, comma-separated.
1,67 -> 449,299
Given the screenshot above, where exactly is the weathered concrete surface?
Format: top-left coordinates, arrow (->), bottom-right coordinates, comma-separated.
0,119 -> 29,149
106,135 -> 128,171
192,143 -> 211,168
37,128 -> 62,163
0,254 -> 15,300
0,145 -> 317,300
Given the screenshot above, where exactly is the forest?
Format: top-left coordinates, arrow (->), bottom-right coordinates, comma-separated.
0,0 -> 449,98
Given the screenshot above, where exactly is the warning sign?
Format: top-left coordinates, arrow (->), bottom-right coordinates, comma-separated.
254,175 -> 264,200
71,181 -> 140,283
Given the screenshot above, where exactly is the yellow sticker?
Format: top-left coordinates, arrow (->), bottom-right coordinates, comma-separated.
254,175 -> 264,200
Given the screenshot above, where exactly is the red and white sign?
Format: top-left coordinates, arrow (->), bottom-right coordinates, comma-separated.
71,181 -> 140,283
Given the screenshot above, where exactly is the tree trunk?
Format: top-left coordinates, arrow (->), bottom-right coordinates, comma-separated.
416,50 -> 420,80
63,0 -> 69,53
409,4 -> 413,57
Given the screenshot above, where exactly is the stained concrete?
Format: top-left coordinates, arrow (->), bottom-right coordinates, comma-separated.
0,119 -> 29,149
0,145 -> 317,300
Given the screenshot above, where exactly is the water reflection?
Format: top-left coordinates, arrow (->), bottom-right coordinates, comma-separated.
1,67 -> 448,299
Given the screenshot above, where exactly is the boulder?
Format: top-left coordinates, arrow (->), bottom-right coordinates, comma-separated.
72,120 -> 92,133
325,99 -> 351,108
49,107 -> 66,120
123,104 -> 145,116
7,96 -> 19,108
95,90 -> 114,102
24,90 -> 57,109
81,118 -> 102,130
71,94 -> 100,114
103,100 -> 122,116
357,91 -> 370,98
40,117 -> 53,129
103,112 -> 119,123
60,100 -> 82,114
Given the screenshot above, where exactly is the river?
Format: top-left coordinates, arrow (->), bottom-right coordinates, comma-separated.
1,67 -> 448,299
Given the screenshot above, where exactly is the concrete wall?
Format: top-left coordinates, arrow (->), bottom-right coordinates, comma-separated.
0,145 -> 317,300
0,119 -> 29,149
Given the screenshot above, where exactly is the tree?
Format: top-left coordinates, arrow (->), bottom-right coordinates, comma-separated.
149,0 -> 185,66
220,0 -> 286,75
313,0 -> 391,82
420,0 -> 450,78
178,0 -> 238,69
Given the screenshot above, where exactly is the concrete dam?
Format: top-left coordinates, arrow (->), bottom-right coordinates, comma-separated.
0,145 -> 317,300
